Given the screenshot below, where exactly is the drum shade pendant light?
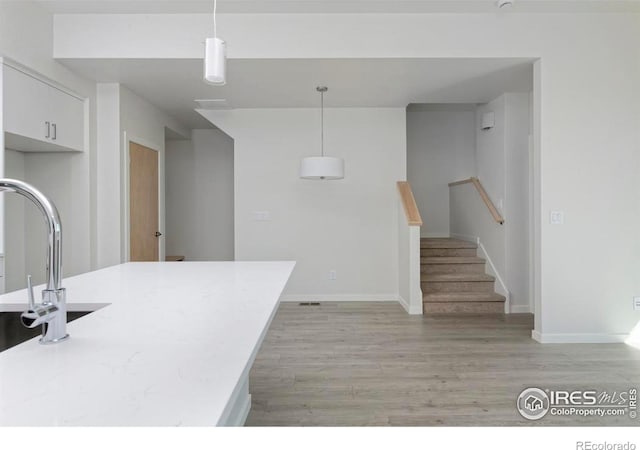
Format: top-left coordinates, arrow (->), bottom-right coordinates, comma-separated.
204,0 -> 226,85
300,87 -> 345,180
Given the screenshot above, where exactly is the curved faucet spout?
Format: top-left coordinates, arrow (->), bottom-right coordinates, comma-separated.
0,178 -> 68,344
0,178 -> 62,291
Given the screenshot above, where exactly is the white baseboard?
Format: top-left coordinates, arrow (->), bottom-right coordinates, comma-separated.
449,232 -> 477,243
532,330 -> 628,343
510,305 -> 533,314
398,295 -> 423,315
280,294 -> 399,303
398,295 -> 409,313
476,241 -> 510,314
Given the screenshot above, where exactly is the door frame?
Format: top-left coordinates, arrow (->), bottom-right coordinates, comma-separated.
122,132 -> 163,262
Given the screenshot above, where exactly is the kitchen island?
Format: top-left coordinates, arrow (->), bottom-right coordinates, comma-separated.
0,261 -> 295,426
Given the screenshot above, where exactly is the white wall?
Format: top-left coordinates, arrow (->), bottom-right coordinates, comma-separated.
3,149 -> 85,291
407,106 -> 476,237
474,93 -> 531,312
476,97 -> 506,214
201,108 -> 406,300
28,11 -> 640,340
4,150 -> 25,292
95,83 -> 189,267
504,93 -> 531,313
449,181 -> 507,298
165,129 -> 234,261
95,83 -> 120,268
452,92 -> 530,313
119,85 -> 189,263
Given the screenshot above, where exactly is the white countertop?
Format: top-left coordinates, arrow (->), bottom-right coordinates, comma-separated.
0,261 -> 295,426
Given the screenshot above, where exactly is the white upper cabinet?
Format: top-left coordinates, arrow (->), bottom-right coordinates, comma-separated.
3,64 -> 85,153
46,81 -> 85,151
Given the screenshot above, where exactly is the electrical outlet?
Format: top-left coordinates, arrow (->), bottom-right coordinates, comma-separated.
634,297 -> 640,311
328,270 -> 337,280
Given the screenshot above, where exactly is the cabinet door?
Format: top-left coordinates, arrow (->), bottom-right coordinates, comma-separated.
3,65 -> 50,142
49,86 -> 85,152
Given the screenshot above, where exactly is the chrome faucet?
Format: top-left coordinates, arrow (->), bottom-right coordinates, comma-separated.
0,178 -> 68,344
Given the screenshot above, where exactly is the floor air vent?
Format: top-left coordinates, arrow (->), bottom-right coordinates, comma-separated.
299,302 -> 321,306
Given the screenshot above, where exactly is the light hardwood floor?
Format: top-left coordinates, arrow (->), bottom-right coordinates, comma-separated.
246,302 -> 640,426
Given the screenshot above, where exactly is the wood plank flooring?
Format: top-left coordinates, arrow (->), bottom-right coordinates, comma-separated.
246,302 -> 640,426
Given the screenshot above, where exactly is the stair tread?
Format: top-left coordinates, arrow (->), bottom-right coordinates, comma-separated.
420,238 -> 477,249
422,273 -> 495,282
421,257 -> 485,264
423,293 -> 506,303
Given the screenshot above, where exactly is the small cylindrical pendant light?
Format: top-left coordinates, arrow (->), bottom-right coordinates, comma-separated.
204,37 -> 226,85
203,0 -> 226,85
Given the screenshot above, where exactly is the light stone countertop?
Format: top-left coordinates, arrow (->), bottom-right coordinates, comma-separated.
0,261 -> 295,426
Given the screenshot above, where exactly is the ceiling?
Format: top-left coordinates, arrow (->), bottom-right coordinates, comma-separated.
60,57 -> 534,129
35,0 -> 640,14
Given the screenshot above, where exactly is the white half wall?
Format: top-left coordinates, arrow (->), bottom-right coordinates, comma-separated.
165,129 -> 234,261
397,197 -> 423,315
407,106 -> 476,237
199,108 -> 406,300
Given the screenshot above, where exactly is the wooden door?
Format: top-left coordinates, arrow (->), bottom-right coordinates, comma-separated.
129,142 -> 159,261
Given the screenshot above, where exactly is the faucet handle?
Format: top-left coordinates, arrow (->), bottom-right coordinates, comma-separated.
27,275 -> 35,310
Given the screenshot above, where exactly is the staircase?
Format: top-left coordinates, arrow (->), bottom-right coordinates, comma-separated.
421,238 -> 505,314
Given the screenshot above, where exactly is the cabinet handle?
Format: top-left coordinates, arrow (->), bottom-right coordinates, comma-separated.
45,121 -> 50,138
52,123 -> 57,141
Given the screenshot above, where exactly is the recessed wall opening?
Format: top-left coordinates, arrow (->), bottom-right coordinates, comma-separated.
406,61 -> 535,321
164,126 -> 235,262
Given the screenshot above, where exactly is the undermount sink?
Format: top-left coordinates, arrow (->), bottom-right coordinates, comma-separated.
0,311 -> 91,352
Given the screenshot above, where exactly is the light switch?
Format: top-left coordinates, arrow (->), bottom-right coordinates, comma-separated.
252,211 -> 271,221
549,211 -> 564,225
634,297 -> 640,311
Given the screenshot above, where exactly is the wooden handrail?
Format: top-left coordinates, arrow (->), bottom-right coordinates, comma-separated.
397,181 -> 423,226
448,177 -> 505,225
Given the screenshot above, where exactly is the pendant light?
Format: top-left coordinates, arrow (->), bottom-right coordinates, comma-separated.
204,0 -> 226,85
299,86 -> 345,180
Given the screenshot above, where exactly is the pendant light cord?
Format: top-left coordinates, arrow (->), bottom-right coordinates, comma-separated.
320,89 -> 324,157
213,0 -> 217,38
